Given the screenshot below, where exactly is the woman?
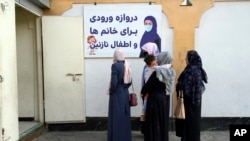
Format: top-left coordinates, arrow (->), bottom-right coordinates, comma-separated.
141,51 -> 176,141
108,48 -> 132,141
139,16 -> 161,58
176,50 -> 208,141
140,42 -> 160,134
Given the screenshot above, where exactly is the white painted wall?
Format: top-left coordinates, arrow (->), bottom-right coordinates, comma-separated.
63,2 -> 250,118
196,2 -> 250,117
63,3 -> 174,117
0,37 -> 2,141
0,0 -> 19,140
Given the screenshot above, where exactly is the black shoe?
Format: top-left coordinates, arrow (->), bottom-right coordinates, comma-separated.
140,121 -> 145,134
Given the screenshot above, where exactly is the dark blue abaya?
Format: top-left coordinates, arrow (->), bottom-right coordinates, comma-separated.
108,61 -> 132,141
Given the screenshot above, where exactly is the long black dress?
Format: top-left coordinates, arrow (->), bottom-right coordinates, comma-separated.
181,94 -> 201,141
176,65 -> 205,141
141,71 -> 170,141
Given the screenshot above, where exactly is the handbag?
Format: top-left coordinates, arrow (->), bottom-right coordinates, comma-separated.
129,82 -> 138,106
129,93 -> 138,106
174,91 -> 185,119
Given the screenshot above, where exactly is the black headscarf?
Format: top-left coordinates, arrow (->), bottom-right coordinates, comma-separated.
187,50 -> 208,83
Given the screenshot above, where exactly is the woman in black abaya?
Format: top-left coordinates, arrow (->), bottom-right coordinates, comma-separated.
141,52 -> 176,141
176,50 -> 208,141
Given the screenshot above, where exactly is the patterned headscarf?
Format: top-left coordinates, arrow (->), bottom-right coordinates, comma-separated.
187,50 -> 208,83
176,50 -> 207,106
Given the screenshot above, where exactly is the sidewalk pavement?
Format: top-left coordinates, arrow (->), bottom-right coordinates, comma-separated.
32,131 -> 229,141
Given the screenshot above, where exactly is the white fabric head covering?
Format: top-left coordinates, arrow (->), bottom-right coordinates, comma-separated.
113,48 -> 125,62
141,42 -> 159,56
113,48 -> 132,84
123,61 -> 132,84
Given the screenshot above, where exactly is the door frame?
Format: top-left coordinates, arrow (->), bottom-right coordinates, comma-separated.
35,17 -> 44,123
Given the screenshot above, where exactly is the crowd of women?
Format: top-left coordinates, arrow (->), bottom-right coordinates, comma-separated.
107,47 -> 207,141
107,15 -> 207,141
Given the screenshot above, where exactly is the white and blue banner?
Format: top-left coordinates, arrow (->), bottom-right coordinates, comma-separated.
83,4 -> 162,57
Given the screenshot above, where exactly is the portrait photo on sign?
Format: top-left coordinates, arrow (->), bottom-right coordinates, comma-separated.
83,4 -> 162,58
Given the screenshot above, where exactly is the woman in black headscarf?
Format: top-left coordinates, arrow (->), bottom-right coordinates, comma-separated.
176,50 -> 208,141
141,51 -> 176,141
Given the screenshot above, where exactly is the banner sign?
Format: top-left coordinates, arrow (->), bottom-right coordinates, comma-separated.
83,4 -> 162,58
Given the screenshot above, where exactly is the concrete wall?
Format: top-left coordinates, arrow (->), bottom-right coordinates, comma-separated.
0,0 -> 19,140
62,4 -> 174,117
196,2 -> 250,117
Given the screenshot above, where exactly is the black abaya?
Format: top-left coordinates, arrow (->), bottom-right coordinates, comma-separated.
181,95 -> 201,141
141,71 -> 170,141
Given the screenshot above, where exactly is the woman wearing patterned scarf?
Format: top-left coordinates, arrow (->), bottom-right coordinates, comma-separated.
175,50 -> 208,141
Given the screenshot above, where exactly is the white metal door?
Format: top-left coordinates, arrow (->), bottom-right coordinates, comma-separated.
42,16 -> 85,123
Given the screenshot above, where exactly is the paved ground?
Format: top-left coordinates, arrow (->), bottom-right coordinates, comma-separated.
32,131 -> 229,141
